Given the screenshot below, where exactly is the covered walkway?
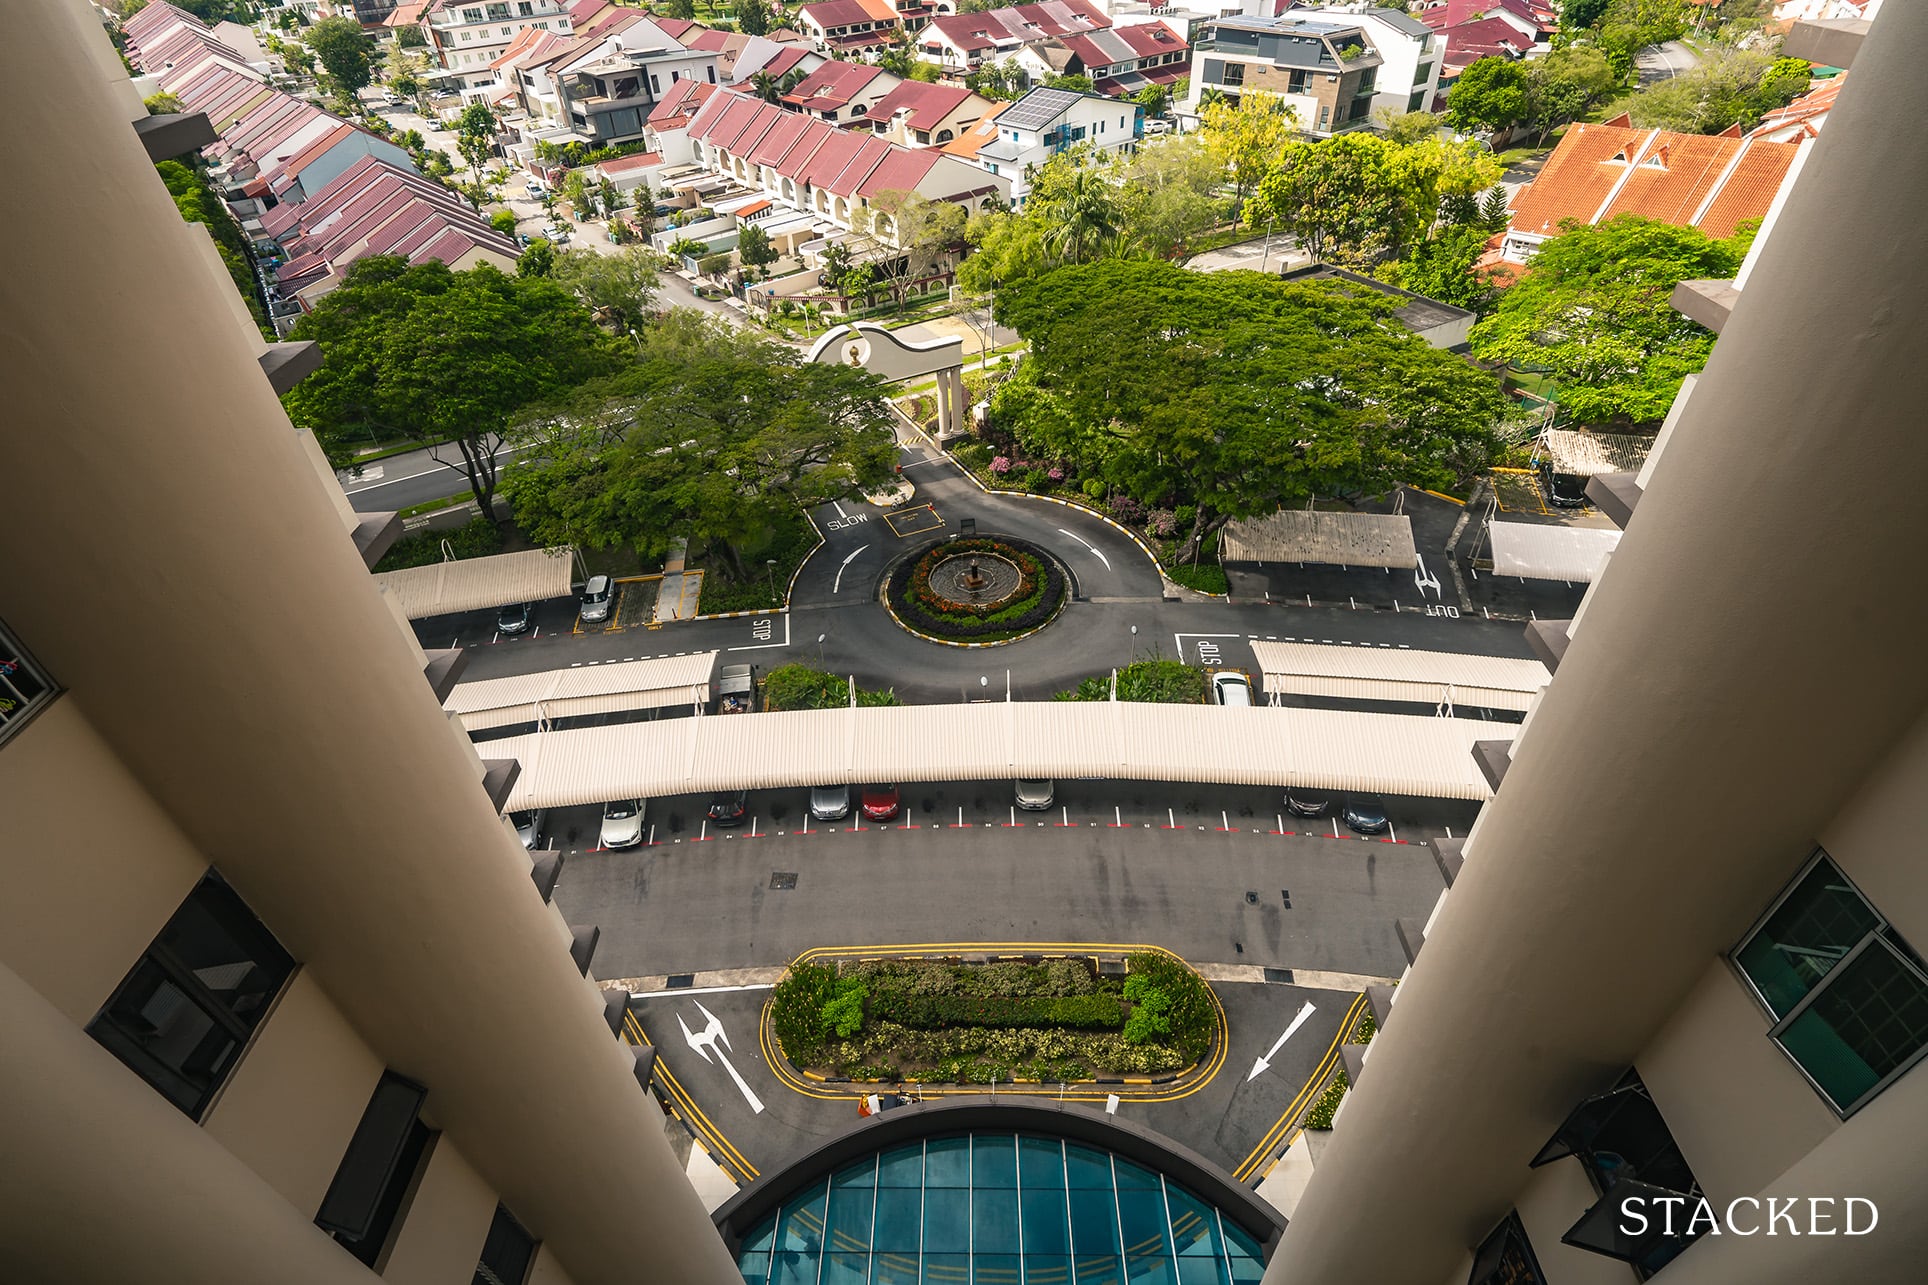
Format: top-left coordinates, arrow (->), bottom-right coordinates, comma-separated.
1486,521 -> 1621,583
1250,641 -> 1550,713
373,547 -> 576,619
445,652 -> 717,731
1221,511 -> 1418,569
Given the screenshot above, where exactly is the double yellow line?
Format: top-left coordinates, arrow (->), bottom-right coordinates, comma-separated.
623,1009 -> 760,1184
759,942 -> 1228,1104
1232,993 -> 1367,1183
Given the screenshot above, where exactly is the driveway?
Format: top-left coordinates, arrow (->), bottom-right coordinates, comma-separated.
1636,40 -> 1700,86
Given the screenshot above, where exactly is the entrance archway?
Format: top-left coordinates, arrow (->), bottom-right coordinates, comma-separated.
805,321 -> 968,438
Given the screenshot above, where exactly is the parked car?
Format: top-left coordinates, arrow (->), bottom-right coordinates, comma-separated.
809,784 -> 850,821
1539,461 -> 1590,508
578,574 -> 614,624
496,601 -> 532,635
599,799 -> 645,849
1143,119 -> 1172,135
524,178 -> 547,198
860,783 -> 901,822
1341,799 -> 1391,836
1285,791 -> 1329,819
1211,670 -> 1253,707
1015,779 -> 1055,810
511,809 -> 547,850
706,790 -> 750,827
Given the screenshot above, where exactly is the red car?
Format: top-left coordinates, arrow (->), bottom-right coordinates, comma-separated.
860,783 -> 900,821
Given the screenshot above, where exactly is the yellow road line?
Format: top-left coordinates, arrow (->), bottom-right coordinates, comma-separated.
624,1010 -> 759,1181
1232,994 -> 1366,1182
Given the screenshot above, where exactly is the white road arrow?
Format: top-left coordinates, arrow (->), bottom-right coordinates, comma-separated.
1413,554 -> 1442,599
1248,1000 -> 1318,1082
834,544 -> 869,593
679,1000 -> 765,1114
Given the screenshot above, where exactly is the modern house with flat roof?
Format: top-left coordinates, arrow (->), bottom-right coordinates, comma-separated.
968,85 -> 1141,205
1181,13 -> 1383,136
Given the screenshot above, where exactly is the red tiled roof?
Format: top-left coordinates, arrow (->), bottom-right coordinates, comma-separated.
822,135 -> 895,196
854,144 -> 938,197
648,78 -> 718,126
706,95 -> 772,151
1436,17 -> 1534,54
922,1 -> 1109,52
655,16 -> 700,39
799,0 -> 897,30
761,45 -> 816,77
939,104 -> 1006,160
862,79 -> 980,133
782,61 -> 888,111
747,110 -> 814,166
796,128 -> 869,189
597,151 -> 663,175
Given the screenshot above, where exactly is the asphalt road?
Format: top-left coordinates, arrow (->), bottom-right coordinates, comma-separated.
1636,40 -> 1701,86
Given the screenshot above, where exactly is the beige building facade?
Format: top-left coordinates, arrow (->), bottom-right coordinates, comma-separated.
0,5 -> 740,1284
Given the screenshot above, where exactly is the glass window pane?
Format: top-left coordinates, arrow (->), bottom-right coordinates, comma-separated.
822,1252 -> 871,1285
744,1217 -> 779,1254
1115,1192 -> 1171,1259
1074,1255 -> 1124,1285
1164,1191 -> 1220,1258
925,1137 -> 971,1187
1023,1256 -> 1072,1285
92,959 -> 236,1115
1736,857 -> 1880,1017
924,1187 -> 971,1254
924,1254 -> 971,1285
1069,1188 -> 1119,1256
1019,1138 -> 1066,1189
827,1184 -> 877,1255
772,1250 -> 822,1285
777,1183 -> 830,1255
1778,939 -> 1928,1112
1125,1257 -> 1177,1285
879,1144 -> 925,1187
159,879 -> 294,1026
874,1252 -> 920,1285
974,1186 -> 1020,1256
1222,1222 -> 1264,1285
875,1188 -> 925,1252
974,1134 -> 1018,1187
737,1251 -> 771,1285
1111,1159 -> 1161,1191
1021,1189 -> 1070,1256
835,1157 -> 880,1188
1174,1258 -> 1229,1285
974,1254 -> 1022,1285
1065,1145 -> 1114,1189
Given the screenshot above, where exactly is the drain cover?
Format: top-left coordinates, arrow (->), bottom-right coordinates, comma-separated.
770,871 -> 798,890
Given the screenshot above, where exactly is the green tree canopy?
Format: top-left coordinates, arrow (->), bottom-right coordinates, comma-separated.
489,208 -> 519,236
1377,223 -> 1499,316
283,257 -> 621,514
1470,215 -> 1748,424
1444,56 -> 1528,134
737,222 -> 779,272
1627,48 -> 1812,134
994,260 -> 1508,558
500,312 -> 898,568
517,236 -> 557,277
305,16 -> 373,93
1199,89 -> 1297,198
550,244 -> 661,329
1522,45 -> 1619,143
739,0 -> 774,35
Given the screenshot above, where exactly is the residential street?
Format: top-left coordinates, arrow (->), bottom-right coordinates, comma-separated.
1636,39 -> 1701,85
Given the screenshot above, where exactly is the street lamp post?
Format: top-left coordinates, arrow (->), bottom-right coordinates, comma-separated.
1128,624 -> 1137,669
766,558 -> 777,602
817,633 -> 826,666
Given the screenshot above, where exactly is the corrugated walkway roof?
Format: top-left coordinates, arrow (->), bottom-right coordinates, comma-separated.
1251,640 -> 1549,712
373,547 -> 575,619
446,653 -> 717,730
1541,430 -> 1654,476
1488,521 -> 1620,583
1222,510 -> 1418,569
491,702 -> 1512,810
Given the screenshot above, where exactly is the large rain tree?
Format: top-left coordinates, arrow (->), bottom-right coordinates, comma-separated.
500,313 -> 899,569
283,257 -> 622,517
994,260 -> 1508,561
1470,214 -> 1751,424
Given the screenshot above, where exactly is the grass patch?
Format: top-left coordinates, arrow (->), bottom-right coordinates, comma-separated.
398,491 -> 474,519
694,509 -> 819,614
761,665 -> 903,712
1159,532 -> 1229,595
370,515 -> 503,572
1054,658 -> 1206,704
344,436 -> 455,468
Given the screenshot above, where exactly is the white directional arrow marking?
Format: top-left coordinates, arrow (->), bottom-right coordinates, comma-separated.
1413,554 -> 1442,599
1057,527 -> 1111,569
1248,1000 -> 1318,1082
679,1000 -> 765,1114
834,544 -> 870,593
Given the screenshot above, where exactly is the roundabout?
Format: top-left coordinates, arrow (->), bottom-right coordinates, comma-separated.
883,535 -> 1070,646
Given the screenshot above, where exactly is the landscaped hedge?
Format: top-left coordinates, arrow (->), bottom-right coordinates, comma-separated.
371,516 -> 504,573
887,536 -> 1067,642
868,992 -> 1125,1031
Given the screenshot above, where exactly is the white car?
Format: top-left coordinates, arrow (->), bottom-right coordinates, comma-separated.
1211,670 -> 1253,707
524,178 -> 547,198
599,799 -> 645,849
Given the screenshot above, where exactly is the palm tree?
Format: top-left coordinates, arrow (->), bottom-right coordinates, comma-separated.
750,71 -> 782,105
1042,169 -> 1121,266
1199,87 -> 1229,110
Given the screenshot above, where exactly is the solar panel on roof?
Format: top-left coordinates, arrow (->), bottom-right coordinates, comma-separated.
998,87 -> 1081,130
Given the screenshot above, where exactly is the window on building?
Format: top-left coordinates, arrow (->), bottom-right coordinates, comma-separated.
1408,90 -> 1427,112
1220,60 -> 1243,86
486,1 -> 510,17
463,7 -> 483,19
1468,1212 -> 1547,1285
1317,104 -> 1329,129
1415,61 -> 1434,85
0,618 -> 57,747
1733,850 -> 1928,1116
318,1072 -> 436,1268
650,74 -> 660,93
460,30 -> 471,40
86,874 -> 295,1120
707,65 -> 717,83
474,1204 -> 539,1285
1287,68 -> 1309,94
518,0 -> 532,11
501,26 -> 512,35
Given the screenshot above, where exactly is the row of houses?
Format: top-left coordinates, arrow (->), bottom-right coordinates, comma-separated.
122,2 -> 518,323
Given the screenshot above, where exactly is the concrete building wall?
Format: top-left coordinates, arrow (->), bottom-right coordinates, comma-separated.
1510,1157 -> 1633,1285
381,1135 -> 502,1285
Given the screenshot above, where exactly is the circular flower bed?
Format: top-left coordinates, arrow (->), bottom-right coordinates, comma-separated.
887,536 -> 1068,644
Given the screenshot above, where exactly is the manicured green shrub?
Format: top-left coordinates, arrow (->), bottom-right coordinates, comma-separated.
371,516 -> 503,572
1304,1073 -> 1349,1130
771,961 -> 842,1063
868,992 -> 1124,1031
1122,952 -> 1216,1058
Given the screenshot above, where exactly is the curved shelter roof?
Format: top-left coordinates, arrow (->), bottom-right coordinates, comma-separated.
491,701 -> 1512,810
1221,510 -> 1418,569
373,547 -> 576,619
1487,521 -> 1621,583
1251,640 -> 1549,712
445,653 -> 717,730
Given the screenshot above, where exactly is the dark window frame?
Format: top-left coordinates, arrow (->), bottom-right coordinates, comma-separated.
319,1072 -> 437,1268
0,617 -> 59,748
1468,1210 -> 1547,1285
1730,849 -> 1928,1118
474,1204 -> 540,1285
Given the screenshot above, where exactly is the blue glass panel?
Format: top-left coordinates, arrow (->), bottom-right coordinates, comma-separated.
1064,1145 -> 1114,1189
1021,1188 -> 1070,1255
777,1182 -> 830,1254
1068,1187 -> 1119,1256
772,1249 -> 823,1285
974,1254 -> 1022,1285
925,1137 -> 972,1187
737,1250 -> 770,1285
1074,1254 -> 1125,1285
874,1252 -> 921,1285
835,1157 -> 880,1188
924,1253 -> 971,1285
924,1186 -> 972,1254
974,1134 -> 1019,1187
1111,1159 -> 1162,1191
879,1144 -> 925,1187
1174,1258 -> 1230,1285
1019,1137 -> 1066,1189
826,1184 -> 877,1255
744,1217 -> 779,1254
822,1251 -> 871,1285
874,1187 -> 925,1252
974,1186 -> 1020,1255
1220,1222 -> 1263,1266
1223,1222 -> 1264,1285
1125,1256 -> 1177,1285
1163,1191 -> 1219,1258
1114,1192 -> 1171,1259
1023,1255 -> 1072,1285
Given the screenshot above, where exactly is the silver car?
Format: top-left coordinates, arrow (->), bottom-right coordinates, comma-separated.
809,784 -> 850,821
599,799 -> 645,849
579,574 -> 614,623
511,809 -> 546,850
1015,779 -> 1055,810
